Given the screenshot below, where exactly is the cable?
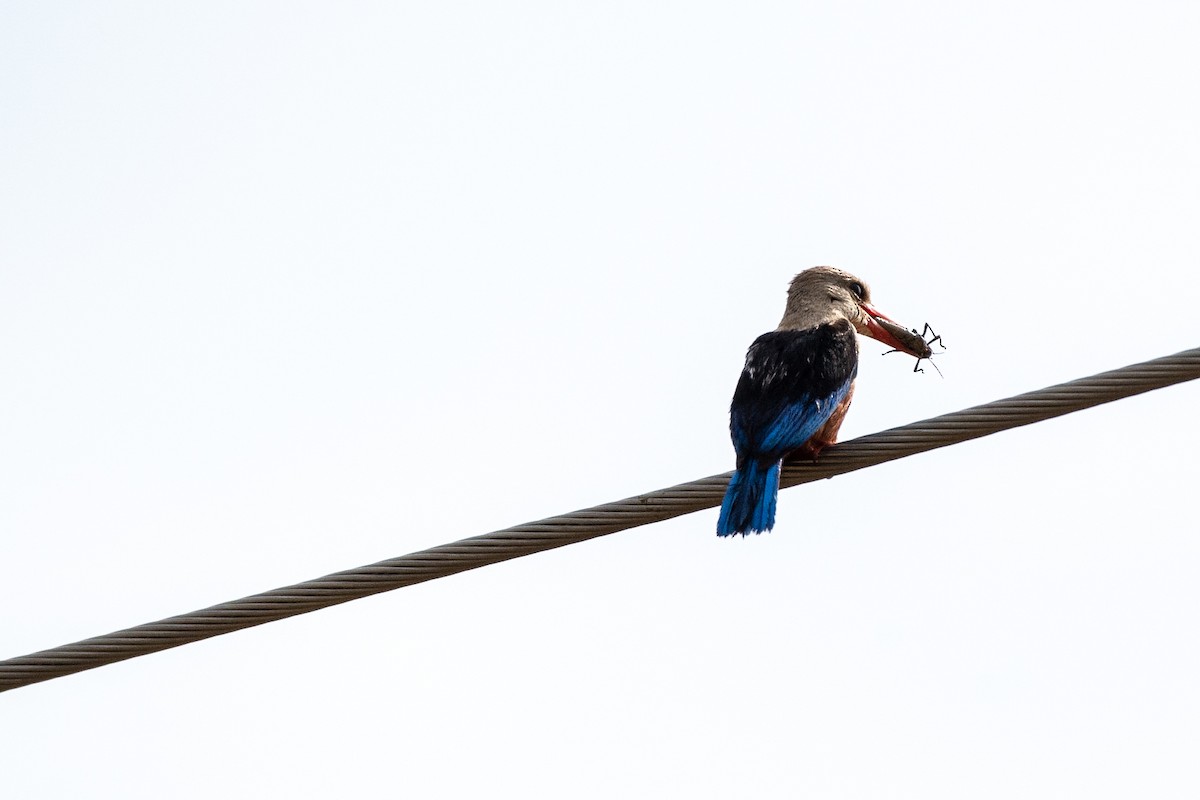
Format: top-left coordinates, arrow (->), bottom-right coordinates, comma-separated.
2,346 -> 1198,693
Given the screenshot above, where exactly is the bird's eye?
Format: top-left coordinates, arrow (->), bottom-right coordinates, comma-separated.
850,282 -> 865,300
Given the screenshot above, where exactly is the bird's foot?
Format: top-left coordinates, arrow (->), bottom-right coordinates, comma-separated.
794,438 -> 836,463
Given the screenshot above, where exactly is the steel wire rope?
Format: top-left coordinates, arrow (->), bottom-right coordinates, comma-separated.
2,346 -> 1198,693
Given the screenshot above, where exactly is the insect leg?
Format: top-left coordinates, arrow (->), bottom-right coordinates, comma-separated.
921,323 -> 946,351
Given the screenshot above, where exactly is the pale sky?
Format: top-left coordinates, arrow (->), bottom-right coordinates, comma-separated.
2,3 -> 1199,798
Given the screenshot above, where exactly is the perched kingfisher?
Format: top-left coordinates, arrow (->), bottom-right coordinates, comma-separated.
716,267 -> 927,537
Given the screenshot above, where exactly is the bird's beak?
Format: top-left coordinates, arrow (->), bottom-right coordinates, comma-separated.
857,303 -> 929,358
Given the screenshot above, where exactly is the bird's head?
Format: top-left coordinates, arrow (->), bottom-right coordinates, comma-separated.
779,266 -> 927,357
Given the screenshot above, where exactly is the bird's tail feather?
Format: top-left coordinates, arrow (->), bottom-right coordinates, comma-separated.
716,460 -> 781,536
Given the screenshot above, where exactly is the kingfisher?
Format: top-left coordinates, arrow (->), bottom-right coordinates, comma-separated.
716,267 -> 928,537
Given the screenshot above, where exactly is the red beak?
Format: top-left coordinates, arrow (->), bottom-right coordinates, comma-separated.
858,303 -> 929,358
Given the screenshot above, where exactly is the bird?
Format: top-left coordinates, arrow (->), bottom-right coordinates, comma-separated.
716,267 -> 927,537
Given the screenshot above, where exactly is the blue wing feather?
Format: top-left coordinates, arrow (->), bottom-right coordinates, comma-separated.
752,382 -> 853,456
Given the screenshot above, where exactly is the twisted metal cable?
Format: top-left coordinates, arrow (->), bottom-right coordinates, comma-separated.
2,346 -> 1198,693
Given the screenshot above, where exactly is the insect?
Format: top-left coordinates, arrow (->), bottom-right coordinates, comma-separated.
877,320 -> 946,375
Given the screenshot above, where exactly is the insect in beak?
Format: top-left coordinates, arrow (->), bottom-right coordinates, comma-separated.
878,321 -> 947,375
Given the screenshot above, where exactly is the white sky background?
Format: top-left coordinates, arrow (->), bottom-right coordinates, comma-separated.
2,2 -> 1199,797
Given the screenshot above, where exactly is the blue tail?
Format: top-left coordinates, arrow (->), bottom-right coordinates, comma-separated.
716,460 -> 781,536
